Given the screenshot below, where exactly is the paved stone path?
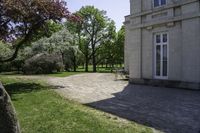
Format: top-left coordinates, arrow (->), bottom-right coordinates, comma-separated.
47,73 -> 128,104
33,73 -> 200,133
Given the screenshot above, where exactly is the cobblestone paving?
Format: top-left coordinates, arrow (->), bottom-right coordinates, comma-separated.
45,73 -> 200,133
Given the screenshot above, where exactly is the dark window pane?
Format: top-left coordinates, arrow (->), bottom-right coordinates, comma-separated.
156,45 -> 161,61
156,45 -> 161,76
156,35 -> 161,43
154,0 -> 160,7
163,45 -> 167,61
156,61 -> 161,76
161,0 -> 166,5
163,34 -> 167,43
163,61 -> 168,76
163,45 -> 168,76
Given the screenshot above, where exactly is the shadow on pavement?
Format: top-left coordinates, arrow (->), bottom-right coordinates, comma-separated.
86,84 -> 200,133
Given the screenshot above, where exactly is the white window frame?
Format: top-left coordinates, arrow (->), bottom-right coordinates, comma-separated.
153,0 -> 167,8
154,32 -> 169,80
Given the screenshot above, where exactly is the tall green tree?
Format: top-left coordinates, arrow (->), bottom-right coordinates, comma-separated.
114,26 -> 125,66
77,6 -> 114,72
96,21 -> 116,67
97,25 -> 125,69
66,19 -> 85,71
66,12 -> 90,72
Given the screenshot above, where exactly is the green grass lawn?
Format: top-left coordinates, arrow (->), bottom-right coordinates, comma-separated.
0,64 -> 123,78
0,66 -> 113,78
0,71 -> 81,78
35,66 -> 115,77
0,75 -> 158,133
46,71 -> 83,77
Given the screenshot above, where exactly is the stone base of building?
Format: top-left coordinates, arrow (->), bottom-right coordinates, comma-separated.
129,78 -> 200,90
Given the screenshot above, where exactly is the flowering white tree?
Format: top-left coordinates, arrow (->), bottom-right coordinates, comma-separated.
0,41 -> 11,60
25,28 -> 82,72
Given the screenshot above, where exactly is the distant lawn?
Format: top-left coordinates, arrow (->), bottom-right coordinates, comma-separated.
0,66 -> 113,78
0,71 -> 81,78
46,71 -> 83,77
0,76 -> 157,133
49,65 -> 123,77
77,67 -> 113,73
0,65 -> 123,78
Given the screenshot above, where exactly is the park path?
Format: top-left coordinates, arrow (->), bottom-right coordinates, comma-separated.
46,73 -> 128,104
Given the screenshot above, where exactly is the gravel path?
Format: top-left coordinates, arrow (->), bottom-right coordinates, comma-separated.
47,73 -> 128,104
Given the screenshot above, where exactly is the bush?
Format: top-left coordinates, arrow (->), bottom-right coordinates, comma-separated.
0,63 -> 12,72
23,53 -> 64,74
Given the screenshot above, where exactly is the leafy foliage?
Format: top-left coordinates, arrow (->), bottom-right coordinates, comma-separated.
30,28 -> 73,55
0,0 -> 80,62
0,41 -> 11,60
0,0 -> 70,41
96,24 -> 125,69
23,27 -> 82,73
0,3 -> 124,73
23,53 -> 64,74
67,6 -> 116,72
114,26 -> 125,65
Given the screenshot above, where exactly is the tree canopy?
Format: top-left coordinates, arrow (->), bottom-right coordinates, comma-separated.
67,6 -> 117,72
0,0 -> 79,62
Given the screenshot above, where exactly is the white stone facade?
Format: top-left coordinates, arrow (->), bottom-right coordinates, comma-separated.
124,0 -> 200,89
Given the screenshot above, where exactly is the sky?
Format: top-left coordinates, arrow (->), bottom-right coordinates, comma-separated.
66,0 -> 130,31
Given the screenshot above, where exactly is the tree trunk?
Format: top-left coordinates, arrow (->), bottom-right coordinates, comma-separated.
85,57 -> 88,72
92,54 -> 96,72
0,82 -> 20,133
111,63 -> 114,73
17,67 -> 20,74
61,52 -> 65,66
92,45 -> 96,72
73,55 -> 76,72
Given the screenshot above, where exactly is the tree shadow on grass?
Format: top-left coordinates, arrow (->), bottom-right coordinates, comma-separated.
0,71 -> 23,75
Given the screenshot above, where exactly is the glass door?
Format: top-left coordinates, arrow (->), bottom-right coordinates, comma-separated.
154,33 -> 168,79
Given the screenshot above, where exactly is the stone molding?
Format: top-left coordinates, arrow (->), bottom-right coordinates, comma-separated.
126,0 -> 198,18
129,12 -> 200,30
129,78 -> 200,90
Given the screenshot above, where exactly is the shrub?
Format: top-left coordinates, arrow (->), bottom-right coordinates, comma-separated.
0,63 -> 12,72
23,53 -> 64,74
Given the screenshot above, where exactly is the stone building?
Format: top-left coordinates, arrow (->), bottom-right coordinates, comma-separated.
124,0 -> 200,89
